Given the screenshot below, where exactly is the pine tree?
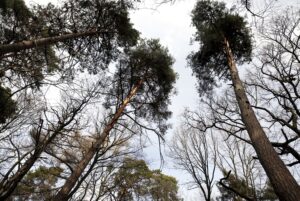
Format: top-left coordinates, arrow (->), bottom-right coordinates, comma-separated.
53,39 -> 176,200
113,158 -> 180,201
0,86 -> 17,123
9,166 -> 62,201
189,1 -> 300,200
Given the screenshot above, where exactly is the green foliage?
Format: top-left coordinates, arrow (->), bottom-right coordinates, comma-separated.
10,166 -> 62,201
114,158 -> 152,200
0,0 -> 140,125
0,0 -> 139,86
0,0 -> 31,20
0,0 -> 60,88
0,0 -> 32,44
128,39 -> 176,125
260,180 -> 278,201
106,39 -> 176,134
46,0 -> 139,74
217,170 -> 278,201
218,170 -> 255,200
188,0 -> 252,95
0,86 -> 17,123
150,170 -> 180,201
113,158 -> 181,201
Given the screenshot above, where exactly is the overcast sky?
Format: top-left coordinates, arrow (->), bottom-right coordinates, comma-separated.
24,0 -> 300,199
130,2 -> 200,199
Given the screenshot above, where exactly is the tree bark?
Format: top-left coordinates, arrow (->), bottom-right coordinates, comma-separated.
53,80 -> 143,201
223,37 -> 300,201
0,29 -> 103,55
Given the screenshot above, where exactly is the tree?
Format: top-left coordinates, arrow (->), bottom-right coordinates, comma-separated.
188,1 -> 300,200
216,138 -> 262,201
218,174 -> 278,201
10,119 -> 141,201
8,166 -> 62,201
260,180 -> 277,201
112,157 -> 181,201
0,0 -> 42,123
169,114 -> 217,201
0,0 -> 58,89
172,107 -> 271,201
0,86 -> 17,123
0,0 -> 140,199
47,113 -> 144,201
245,8 -> 300,166
218,171 -> 256,201
0,0 -> 32,44
0,0 -> 139,123
53,39 -> 176,200
150,170 -> 181,201
0,82 -> 104,200
0,0 -> 139,129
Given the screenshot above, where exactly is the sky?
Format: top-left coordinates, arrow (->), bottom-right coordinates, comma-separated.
23,0 -> 300,200
130,2 -> 200,199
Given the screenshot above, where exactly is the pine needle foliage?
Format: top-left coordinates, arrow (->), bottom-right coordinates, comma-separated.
106,39 -> 176,134
0,86 -> 16,123
188,0 -> 252,95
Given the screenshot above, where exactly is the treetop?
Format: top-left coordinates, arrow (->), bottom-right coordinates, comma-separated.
106,39 -> 177,134
189,0 -> 252,95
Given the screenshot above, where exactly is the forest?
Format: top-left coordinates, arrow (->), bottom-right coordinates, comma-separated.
0,0 -> 299,200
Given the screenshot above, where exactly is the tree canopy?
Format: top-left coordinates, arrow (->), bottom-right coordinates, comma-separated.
189,0 -> 252,94
10,166 -> 63,200
0,86 -> 16,123
113,158 -> 181,201
106,39 -> 176,134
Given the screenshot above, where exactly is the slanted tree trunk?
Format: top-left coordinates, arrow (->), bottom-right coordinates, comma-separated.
0,29 -> 102,55
0,128 -> 64,200
0,148 -> 42,200
53,80 -> 143,201
0,101 -> 87,200
223,37 -> 300,201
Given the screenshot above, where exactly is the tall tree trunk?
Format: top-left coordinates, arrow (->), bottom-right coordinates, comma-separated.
223,37 -> 300,201
0,29 -> 102,55
53,80 -> 143,201
0,101 -> 87,200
